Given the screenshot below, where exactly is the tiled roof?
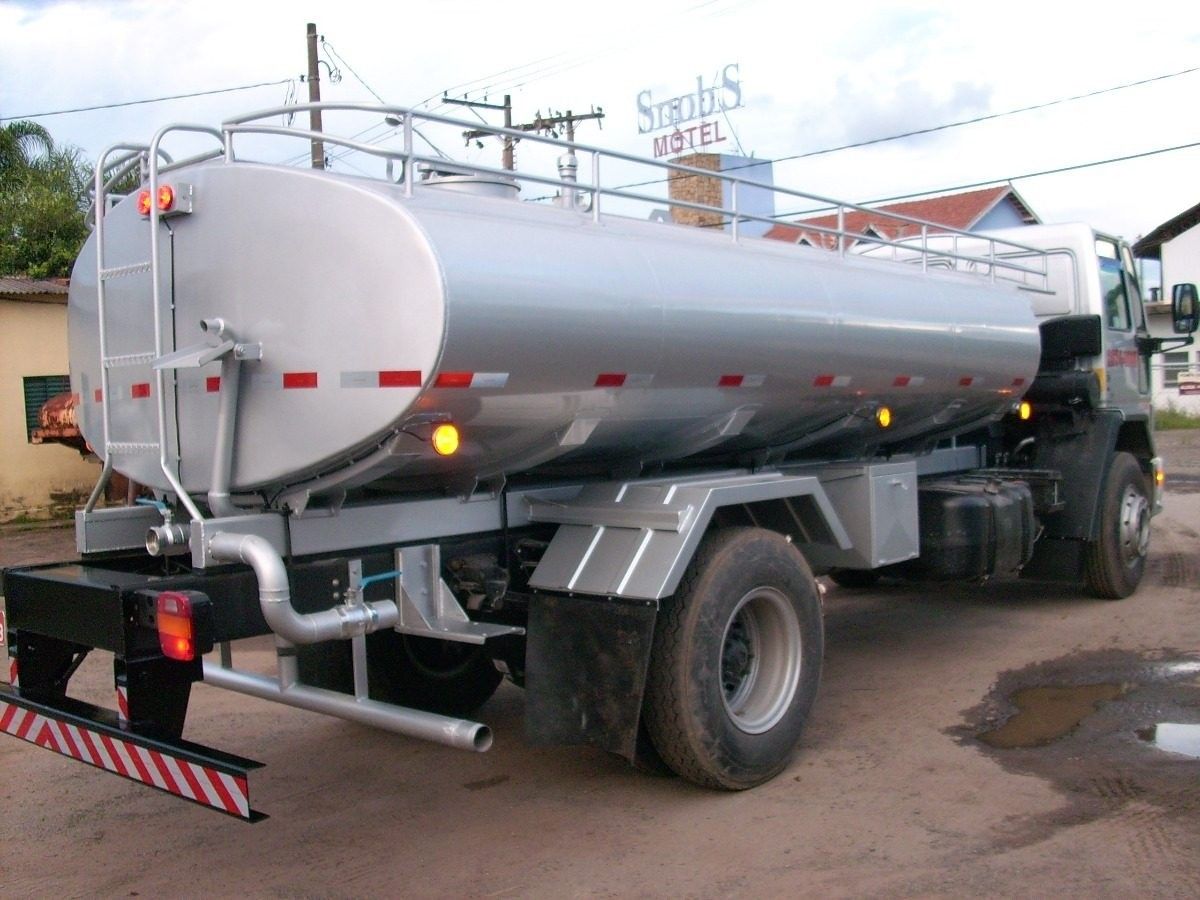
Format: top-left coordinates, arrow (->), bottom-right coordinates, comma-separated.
765,186 -> 1038,247
0,276 -> 69,297
1133,200 -> 1200,259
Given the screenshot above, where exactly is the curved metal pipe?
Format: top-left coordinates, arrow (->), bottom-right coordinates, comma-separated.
202,662 -> 491,752
207,532 -> 399,644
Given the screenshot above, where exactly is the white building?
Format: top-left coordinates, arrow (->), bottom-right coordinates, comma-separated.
1134,201 -> 1200,414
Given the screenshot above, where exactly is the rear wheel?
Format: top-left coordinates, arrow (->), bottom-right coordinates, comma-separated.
297,631 -> 503,716
642,528 -> 824,790
1084,452 -> 1150,599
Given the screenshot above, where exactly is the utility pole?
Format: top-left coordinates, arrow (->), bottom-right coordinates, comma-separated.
450,96 -> 604,172
445,94 -> 514,169
305,23 -> 324,169
519,108 -> 605,143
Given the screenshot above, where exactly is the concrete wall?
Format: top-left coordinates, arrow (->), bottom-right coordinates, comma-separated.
1148,224 -> 1200,414
0,297 -> 96,520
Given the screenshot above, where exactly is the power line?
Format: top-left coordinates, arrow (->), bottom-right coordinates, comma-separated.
771,138 -> 1200,222
318,36 -> 450,161
778,64 -> 1200,163
0,79 -> 293,122
600,63 -> 1200,198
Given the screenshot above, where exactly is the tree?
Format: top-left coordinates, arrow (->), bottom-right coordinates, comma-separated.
0,121 -> 92,279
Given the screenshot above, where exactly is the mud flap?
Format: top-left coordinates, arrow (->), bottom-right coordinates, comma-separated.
524,594 -> 657,761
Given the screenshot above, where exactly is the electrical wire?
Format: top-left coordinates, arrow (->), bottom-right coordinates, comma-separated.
318,36 -> 450,161
769,138 -> 1200,222
0,79 -> 293,121
420,0 -> 748,112
600,63 -> 1200,196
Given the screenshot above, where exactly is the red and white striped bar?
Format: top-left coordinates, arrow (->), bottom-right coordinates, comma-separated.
0,693 -> 260,821
8,658 -> 17,689
116,685 -> 129,726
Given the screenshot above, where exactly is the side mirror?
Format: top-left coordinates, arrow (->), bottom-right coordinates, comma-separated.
1173,283 -> 1199,334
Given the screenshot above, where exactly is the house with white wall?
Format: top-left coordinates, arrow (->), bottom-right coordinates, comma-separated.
1134,201 -> 1200,414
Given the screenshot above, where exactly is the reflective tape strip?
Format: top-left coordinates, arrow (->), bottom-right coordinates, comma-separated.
93,389 -> 103,403
718,374 -> 766,388
1012,377 -> 1027,387
595,373 -> 653,388
282,372 -> 318,390
0,697 -> 253,819
8,658 -> 16,688
131,383 -> 151,399
341,370 -> 424,388
813,374 -> 852,388
206,376 -> 221,393
959,376 -> 978,387
116,686 -> 129,725
435,372 -> 474,388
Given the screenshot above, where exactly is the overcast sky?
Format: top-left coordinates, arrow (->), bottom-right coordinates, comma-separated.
2,0 -> 1198,240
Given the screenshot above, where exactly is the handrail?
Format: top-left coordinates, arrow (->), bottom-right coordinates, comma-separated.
98,103 -> 1053,294
216,102 -> 1051,291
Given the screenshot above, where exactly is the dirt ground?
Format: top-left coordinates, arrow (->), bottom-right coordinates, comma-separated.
2,431 -> 1199,898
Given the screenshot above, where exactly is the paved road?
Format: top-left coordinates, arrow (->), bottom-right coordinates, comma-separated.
2,434 -> 1198,897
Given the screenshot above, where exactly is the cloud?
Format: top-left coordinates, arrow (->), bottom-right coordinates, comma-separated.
798,76 -> 993,154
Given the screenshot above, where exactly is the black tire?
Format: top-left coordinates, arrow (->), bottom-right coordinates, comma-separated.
828,568 -> 881,589
296,631 -> 503,716
369,632 -> 504,715
642,527 -> 824,790
1084,451 -> 1151,600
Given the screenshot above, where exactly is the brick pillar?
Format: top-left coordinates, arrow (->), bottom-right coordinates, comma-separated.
668,153 -> 724,229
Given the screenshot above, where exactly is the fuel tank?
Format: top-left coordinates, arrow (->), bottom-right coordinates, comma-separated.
69,162 -> 1041,502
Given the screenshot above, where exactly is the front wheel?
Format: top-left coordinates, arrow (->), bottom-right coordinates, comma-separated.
642,527 -> 824,790
1084,452 -> 1151,599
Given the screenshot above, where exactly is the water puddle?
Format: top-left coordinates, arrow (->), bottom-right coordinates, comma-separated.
1136,723 -> 1200,759
978,683 -> 1126,749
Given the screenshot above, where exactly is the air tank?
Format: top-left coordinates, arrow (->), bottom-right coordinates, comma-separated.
68,162 -> 1042,504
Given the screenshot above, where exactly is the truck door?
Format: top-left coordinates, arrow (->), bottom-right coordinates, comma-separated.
1096,238 -> 1144,409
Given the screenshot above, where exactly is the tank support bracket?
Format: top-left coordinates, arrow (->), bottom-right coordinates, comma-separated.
395,544 -> 524,645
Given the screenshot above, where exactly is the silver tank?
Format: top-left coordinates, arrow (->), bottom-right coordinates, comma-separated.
68,162 -> 1042,502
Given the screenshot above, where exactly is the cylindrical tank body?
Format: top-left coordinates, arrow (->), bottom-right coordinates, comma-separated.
68,163 -> 1041,501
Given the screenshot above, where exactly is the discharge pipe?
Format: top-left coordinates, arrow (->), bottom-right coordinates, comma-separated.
207,532 -> 399,644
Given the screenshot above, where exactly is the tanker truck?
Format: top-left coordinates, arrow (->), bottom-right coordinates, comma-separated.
3,103 -> 1196,820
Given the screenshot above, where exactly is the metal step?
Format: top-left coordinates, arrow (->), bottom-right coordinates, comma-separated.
107,441 -> 160,456
103,352 -> 156,369
99,261 -> 151,280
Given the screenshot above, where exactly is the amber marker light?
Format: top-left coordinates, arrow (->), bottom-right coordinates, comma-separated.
1019,401 -> 1033,421
876,406 -> 892,428
431,423 -> 461,456
156,591 -> 196,662
136,189 -> 153,216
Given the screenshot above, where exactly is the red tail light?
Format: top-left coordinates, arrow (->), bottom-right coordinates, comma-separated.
137,189 -> 152,216
156,591 -> 196,661
157,184 -> 175,212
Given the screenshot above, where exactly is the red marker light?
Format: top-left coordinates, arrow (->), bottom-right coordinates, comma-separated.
137,189 -> 152,216
156,591 -> 195,662
156,185 -> 175,212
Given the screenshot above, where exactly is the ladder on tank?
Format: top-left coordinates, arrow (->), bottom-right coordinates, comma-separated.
83,141 -> 209,520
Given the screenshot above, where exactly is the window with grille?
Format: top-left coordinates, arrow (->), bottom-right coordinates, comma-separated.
22,375 -> 71,441
1163,351 -> 1192,386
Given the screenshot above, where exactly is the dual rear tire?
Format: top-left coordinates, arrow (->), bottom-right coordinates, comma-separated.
642,528 -> 824,789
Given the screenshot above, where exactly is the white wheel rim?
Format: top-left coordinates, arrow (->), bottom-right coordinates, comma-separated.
720,586 -> 802,734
